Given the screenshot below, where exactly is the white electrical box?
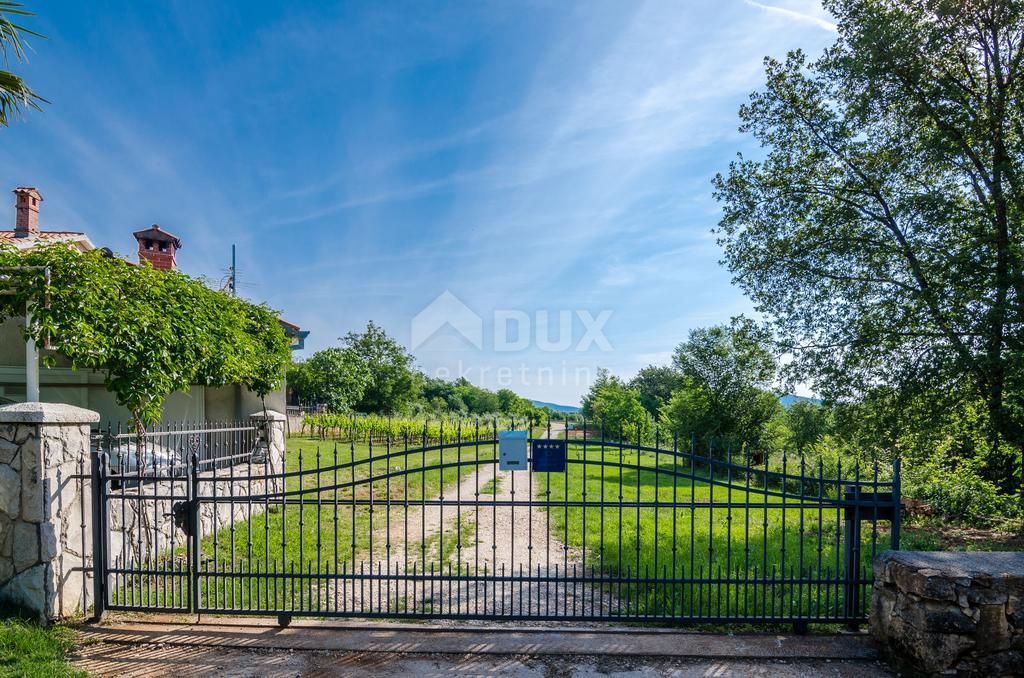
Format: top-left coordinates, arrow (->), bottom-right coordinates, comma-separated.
498,430 -> 528,470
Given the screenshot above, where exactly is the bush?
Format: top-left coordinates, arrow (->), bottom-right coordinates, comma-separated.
909,461 -> 1021,524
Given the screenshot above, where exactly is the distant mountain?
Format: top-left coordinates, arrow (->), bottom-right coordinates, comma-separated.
779,394 -> 823,408
531,400 -> 581,414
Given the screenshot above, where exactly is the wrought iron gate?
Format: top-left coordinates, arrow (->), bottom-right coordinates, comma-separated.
92,421 -> 900,627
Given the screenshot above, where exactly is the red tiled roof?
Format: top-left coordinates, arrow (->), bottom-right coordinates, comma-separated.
0,230 -> 94,249
0,230 -> 85,240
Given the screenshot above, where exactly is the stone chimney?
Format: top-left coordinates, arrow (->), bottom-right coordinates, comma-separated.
132,224 -> 181,270
13,187 -> 42,237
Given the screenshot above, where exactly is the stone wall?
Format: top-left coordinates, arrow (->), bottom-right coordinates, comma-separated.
0,403 -> 98,621
871,550 -> 1024,676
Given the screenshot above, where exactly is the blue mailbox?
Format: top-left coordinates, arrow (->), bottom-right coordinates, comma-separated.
531,439 -> 567,472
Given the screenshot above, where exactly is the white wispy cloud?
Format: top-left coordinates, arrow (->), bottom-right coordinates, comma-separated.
743,0 -> 837,32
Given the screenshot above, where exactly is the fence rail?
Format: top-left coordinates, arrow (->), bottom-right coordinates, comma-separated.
91,420 -> 263,476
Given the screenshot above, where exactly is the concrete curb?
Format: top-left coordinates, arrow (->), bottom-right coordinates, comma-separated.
76,617 -> 879,660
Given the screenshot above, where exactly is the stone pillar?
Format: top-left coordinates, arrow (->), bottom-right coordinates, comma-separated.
0,402 -> 99,622
249,409 -> 286,473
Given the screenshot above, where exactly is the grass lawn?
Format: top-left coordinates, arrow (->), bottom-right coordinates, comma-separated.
0,618 -> 83,678
543,442 -> 889,621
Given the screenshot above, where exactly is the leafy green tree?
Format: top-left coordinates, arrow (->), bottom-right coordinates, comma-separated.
629,365 -> 683,418
662,380 -> 782,455
663,319 -> 780,451
785,400 -> 830,453
672,317 -> 776,398
581,368 -> 650,439
290,348 -> 370,412
342,321 -> 418,414
496,388 -> 522,413
713,0 -> 1024,491
0,2 -> 45,126
286,360 -> 313,404
447,377 -> 496,415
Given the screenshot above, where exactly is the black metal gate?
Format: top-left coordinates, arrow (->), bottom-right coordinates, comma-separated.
91,420 -> 900,627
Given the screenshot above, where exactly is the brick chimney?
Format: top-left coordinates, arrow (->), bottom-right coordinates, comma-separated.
13,187 -> 42,237
132,224 -> 181,270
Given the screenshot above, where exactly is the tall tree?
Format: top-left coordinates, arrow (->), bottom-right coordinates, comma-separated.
785,400 -> 830,454
0,2 -> 44,126
342,321 -> 418,414
581,368 -> 650,439
664,319 -> 780,451
289,348 -> 370,412
629,365 -> 683,418
714,0 -> 1024,492
672,317 -> 776,400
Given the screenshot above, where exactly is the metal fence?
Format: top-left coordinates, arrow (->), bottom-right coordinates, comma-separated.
92,420 -> 263,477
91,419 -> 899,629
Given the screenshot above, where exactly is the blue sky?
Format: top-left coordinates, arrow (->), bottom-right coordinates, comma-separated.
0,1 -> 836,406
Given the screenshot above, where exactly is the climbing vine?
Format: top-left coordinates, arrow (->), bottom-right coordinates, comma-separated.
0,243 -> 291,429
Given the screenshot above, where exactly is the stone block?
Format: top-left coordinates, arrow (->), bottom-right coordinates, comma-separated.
0,514 -> 13,558
1008,595 -> 1024,629
0,402 -> 100,425
0,463 -> 19,519
0,438 -> 18,467
12,522 -> 39,572
0,563 -> 46,620
966,582 -> 1011,606
38,522 -> 58,562
19,444 -> 42,523
924,602 -> 977,635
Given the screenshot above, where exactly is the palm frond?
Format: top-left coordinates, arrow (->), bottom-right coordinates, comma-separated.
0,1 -> 44,125
0,68 -> 44,126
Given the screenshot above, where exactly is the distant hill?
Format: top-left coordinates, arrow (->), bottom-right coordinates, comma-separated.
532,400 -> 581,414
779,394 -> 823,408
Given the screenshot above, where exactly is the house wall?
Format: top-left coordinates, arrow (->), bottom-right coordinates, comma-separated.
0,318 -> 284,426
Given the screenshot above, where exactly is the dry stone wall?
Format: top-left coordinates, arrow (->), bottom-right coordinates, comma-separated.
871,550 -> 1024,676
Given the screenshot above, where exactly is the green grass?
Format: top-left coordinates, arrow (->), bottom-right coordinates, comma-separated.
0,619 -> 83,677
479,476 -> 502,495
113,434 -> 497,611
543,443 -> 885,620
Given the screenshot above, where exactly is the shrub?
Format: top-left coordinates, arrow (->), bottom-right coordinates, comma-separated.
908,461 -> 1021,523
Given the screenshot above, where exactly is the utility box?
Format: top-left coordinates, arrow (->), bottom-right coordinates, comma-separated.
498,430 -> 528,470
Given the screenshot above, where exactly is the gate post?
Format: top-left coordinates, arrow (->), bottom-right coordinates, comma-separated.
188,452 -> 200,615
0,403 -> 100,623
90,447 -> 109,622
891,457 -> 901,549
843,484 -> 862,631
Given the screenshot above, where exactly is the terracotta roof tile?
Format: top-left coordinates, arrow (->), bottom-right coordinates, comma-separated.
0,230 -> 93,250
